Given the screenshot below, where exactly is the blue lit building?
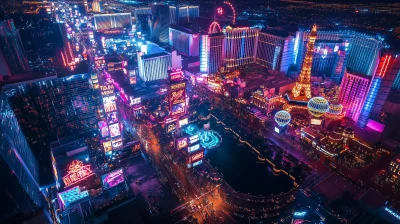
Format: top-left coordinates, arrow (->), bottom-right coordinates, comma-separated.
200,31 -> 225,75
357,55 -> 400,128
0,84 -> 43,212
295,30 -> 382,77
178,5 -> 199,23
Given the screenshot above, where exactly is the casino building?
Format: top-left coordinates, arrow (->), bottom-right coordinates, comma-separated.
224,26 -> 259,71
169,25 -> 199,57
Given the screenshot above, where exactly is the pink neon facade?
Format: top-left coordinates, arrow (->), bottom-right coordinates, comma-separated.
338,71 -> 371,122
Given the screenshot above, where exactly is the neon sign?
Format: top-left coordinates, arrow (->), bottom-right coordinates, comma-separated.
385,207 -> 400,220
294,211 -> 306,217
62,160 -> 94,188
100,84 -> 114,96
217,7 -> 223,15
169,68 -> 183,81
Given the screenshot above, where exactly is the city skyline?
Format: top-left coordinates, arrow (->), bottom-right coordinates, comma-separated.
1,1 -> 400,224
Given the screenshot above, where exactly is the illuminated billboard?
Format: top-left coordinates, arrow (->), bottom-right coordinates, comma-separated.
189,135 -> 199,144
310,118 -> 323,126
169,82 -> 186,115
166,122 -> 177,133
188,151 -> 204,164
178,118 -> 188,128
100,84 -> 114,96
109,123 -> 121,138
131,141 -> 141,153
106,112 -> 119,124
129,96 -> 141,106
103,141 -> 112,154
169,68 -> 183,81
176,137 -> 188,150
58,186 -> 89,209
101,169 -> 124,189
103,96 -> 117,113
171,103 -> 186,115
112,137 -> 123,148
62,160 -> 94,188
98,121 -> 109,137
170,89 -> 186,105
188,143 -> 200,153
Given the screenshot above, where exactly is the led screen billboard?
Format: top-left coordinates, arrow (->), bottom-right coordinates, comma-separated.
109,123 -> 121,138
112,137 -> 123,148
176,137 -> 188,150
101,169 -> 124,189
98,121 -> 109,137
106,112 -> 119,124
103,96 -> 117,113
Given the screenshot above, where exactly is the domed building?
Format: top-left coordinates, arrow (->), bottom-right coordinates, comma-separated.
307,97 -> 329,117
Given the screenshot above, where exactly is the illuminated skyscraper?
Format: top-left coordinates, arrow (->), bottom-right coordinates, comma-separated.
178,5 -> 199,23
393,70 -> 400,89
339,71 -> 371,122
357,55 -> 400,128
200,22 -> 225,75
224,26 -> 259,71
296,30 -> 382,77
151,5 -> 176,43
0,19 -> 31,75
256,31 -> 294,70
135,8 -> 152,37
137,50 -> 181,82
292,25 -> 317,99
93,13 -> 132,31
1,85 -> 42,208
169,25 -> 199,56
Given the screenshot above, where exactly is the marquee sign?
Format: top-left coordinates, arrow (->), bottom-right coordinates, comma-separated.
100,85 -> 115,96
62,160 -> 94,188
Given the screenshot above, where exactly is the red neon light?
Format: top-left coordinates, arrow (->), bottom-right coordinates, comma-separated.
62,160 -> 94,188
379,55 -> 391,78
209,22 -> 222,34
217,7 -> 223,15
61,51 -> 67,67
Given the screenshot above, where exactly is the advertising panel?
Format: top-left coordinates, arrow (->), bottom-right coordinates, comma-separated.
189,134 -> 199,144
98,121 -> 109,137
109,123 -> 121,138
103,96 -> 117,113
169,68 -> 183,81
166,122 -> 176,133
178,118 -> 188,128
170,88 -> 186,105
103,141 -> 112,154
101,169 -> 124,189
188,151 -> 204,164
176,137 -> 188,150
100,84 -> 114,96
129,96 -> 141,106
106,112 -> 119,124
131,141 -> 141,153
171,102 -> 186,115
112,137 -> 123,148
62,160 -> 94,188
310,118 -> 323,126
188,143 -> 200,153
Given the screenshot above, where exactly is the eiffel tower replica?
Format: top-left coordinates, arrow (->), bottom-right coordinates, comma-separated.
290,24 -> 318,103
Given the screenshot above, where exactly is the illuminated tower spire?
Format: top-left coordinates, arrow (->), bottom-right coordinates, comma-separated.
292,24 -> 317,99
